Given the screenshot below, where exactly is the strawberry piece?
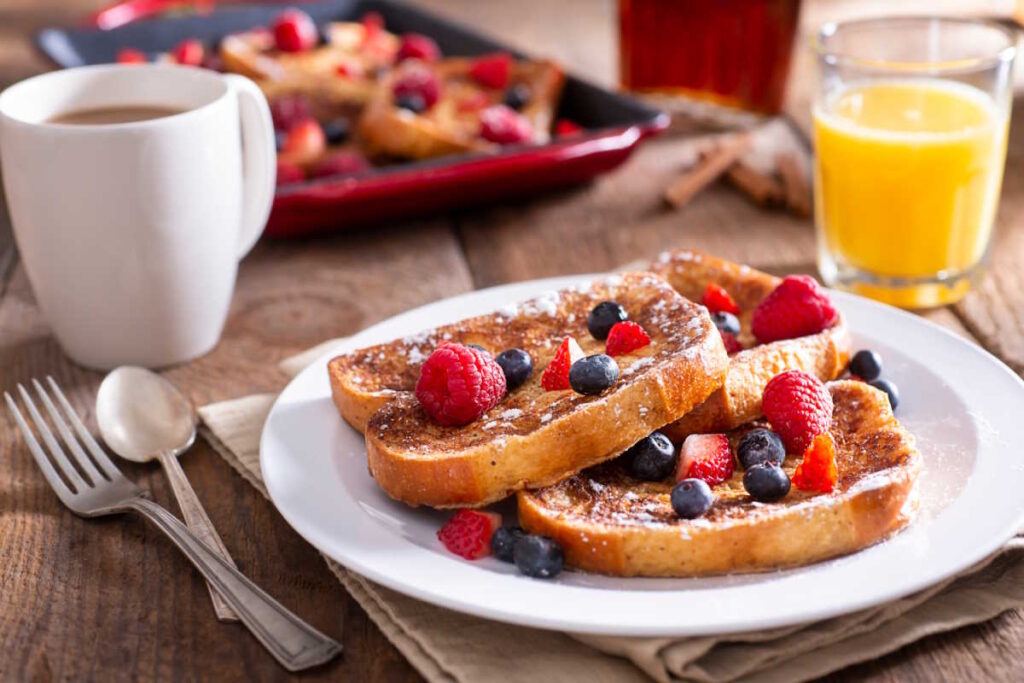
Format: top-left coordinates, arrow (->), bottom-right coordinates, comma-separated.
752,275 -> 838,344
605,321 -> 651,357
437,510 -> 502,560
761,370 -> 834,454
393,65 -> 441,108
702,282 -> 740,315
469,52 -> 512,89
397,33 -> 441,62
275,159 -> 305,186
361,11 -> 385,41
171,38 -> 204,66
541,337 -> 584,391
310,150 -> 370,179
555,119 -> 584,137
678,434 -> 735,487
272,9 -> 318,53
792,433 -> 838,493
279,119 -> 326,167
415,343 -> 507,426
335,62 -> 365,79
720,330 -> 743,355
479,105 -> 534,145
116,48 -> 147,64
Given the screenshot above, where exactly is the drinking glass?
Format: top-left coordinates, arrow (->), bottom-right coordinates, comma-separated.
812,17 -> 1015,308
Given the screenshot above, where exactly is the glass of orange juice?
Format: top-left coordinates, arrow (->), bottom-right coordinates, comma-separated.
812,17 -> 1015,308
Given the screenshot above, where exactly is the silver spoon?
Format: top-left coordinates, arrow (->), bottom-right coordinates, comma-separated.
96,366 -> 239,622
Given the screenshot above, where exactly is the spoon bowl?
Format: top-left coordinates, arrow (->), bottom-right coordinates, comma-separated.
96,366 -> 196,462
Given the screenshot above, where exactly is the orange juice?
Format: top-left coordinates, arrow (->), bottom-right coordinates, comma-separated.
813,80 -> 1008,307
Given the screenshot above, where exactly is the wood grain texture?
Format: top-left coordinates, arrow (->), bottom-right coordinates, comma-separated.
1,0 -> 1023,682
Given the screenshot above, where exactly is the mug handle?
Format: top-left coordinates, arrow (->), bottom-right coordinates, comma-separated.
222,74 -> 276,259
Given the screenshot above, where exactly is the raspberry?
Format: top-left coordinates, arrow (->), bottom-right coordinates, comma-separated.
393,65 -> 441,108
171,38 -> 204,66
270,94 -> 313,132
437,510 -> 502,560
678,434 -> 735,487
310,150 -> 370,179
792,433 -> 838,493
397,33 -> 441,62
469,53 -> 512,89
605,321 -> 651,357
752,275 -> 838,344
415,343 -> 506,426
555,119 -> 584,137
541,337 -> 584,391
479,105 -> 533,145
276,160 -> 305,186
702,282 -> 740,315
761,370 -> 833,454
116,48 -> 147,64
720,330 -> 743,355
272,9 -> 318,53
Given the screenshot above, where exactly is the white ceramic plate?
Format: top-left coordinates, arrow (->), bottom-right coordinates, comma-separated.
260,276 -> 1024,636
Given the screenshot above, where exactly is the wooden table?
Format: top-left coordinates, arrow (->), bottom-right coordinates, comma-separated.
1,1 -> 1022,680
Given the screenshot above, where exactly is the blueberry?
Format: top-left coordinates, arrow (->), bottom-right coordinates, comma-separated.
870,378 -> 900,410
849,349 -> 883,381
395,93 -> 427,113
743,463 -> 791,502
491,526 -> 526,563
322,118 -> 350,145
496,348 -> 532,389
569,354 -> 619,395
670,478 -> 714,519
625,432 -> 676,481
503,83 -> 531,110
318,23 -> 333,45
711,311 -> 740,336
587,301 -> 628,340
736,428 -> 785,469
275,130 -> 287,152
513,535 -> 564,578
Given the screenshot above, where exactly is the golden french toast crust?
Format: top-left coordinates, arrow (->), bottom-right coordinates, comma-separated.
517,381 -> 922,576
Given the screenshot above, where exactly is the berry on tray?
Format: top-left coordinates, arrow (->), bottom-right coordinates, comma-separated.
555,119 -> 584,137
469,52 -> 512,89
678,433 -> 735,486
393,65 -> 441,109
395,93 -> 427,113
762,370 -> 833,454
513,535 -> 564,578
625,432 -> 676,481
495,348 -> 533,390
275,159 -> 305,186
490,526 -> 526,563
269,94 -> 313,133
752,275 -> 838,344
479,105 -> 534,144
710,311 -> 740,336
437,510 -> 502,560
671,478 -> 714,519
541,337 -> 584,391
504,84 -> 532,110
310,150 -> 370,179
605,321 -> 651,357
792,432 -> 838,493
736,428 -> 785,469
272,9 -> 318,53
719,331 -> 743,355
171,38 -> 204,66
870,378 -> 900,410
415,343 -> 507,426
396,33 -> 441,63
322,118 -> 350,145
568,354 -> 619,395
116,48 -> 147,64
587,301 -> 628,340
279,119 -> 326,167
849,349 -> 883,382
702,282 -> 740,315
743,462 -> 791,502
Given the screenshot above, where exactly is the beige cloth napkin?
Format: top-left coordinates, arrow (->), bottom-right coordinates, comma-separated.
198,341 -> 1024,683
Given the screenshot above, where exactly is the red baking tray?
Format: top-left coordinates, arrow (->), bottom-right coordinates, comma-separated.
37,0 -> 669,237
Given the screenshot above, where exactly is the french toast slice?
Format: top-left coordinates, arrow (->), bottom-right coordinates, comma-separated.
517,380 -> 922,576
357,56 -> 565,160
329,272 -> 729,508
650,250 -> 851,441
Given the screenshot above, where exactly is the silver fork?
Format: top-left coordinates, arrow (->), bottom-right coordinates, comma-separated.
5,377 -> 342,672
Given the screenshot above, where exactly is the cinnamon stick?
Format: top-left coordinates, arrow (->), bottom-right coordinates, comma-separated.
664,133 -> 752,209
775,152 -> 812,218
725,161 -> 785,206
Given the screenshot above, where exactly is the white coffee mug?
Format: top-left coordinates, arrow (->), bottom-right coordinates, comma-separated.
0,64 -> 275,369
